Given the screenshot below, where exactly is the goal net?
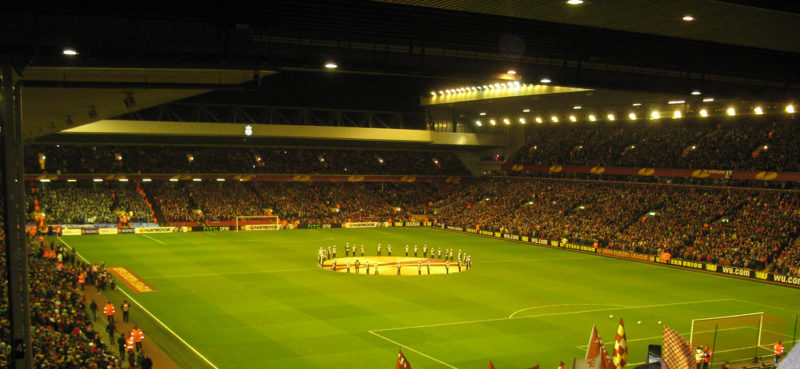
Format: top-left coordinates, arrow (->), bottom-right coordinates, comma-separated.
690,312 -> 790,366
235,215 -> 281,231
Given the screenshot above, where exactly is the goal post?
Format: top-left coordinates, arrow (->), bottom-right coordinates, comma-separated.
690,312 -> 789,366
235,215 -> 281,231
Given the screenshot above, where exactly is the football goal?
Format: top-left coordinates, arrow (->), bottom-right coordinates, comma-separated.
235,215 -> 281,231
690,312 -> 790,366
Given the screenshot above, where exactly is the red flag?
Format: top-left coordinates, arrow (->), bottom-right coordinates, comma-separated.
613,319 -> 628,369
396,348 -> 412,369
489,360 -> 495,369
661,325 -> 694,369
586,326 -> 614,369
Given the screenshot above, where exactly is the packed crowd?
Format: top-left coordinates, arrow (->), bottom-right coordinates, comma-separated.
28,177 -> 800,276
514,116 -> 800,172
33,183 -> 153,225
25,145 -> 469,176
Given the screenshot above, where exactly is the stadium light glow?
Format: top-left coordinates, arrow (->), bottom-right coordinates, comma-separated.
522,108 -> 530,113
650,111 -> 660,120
324,62 -> 338,69
169,178 -> 179,182
475,120 -> 482,126
93,178 -> 103,182
682,15 -> 695,21
628,113 -> 637,121
193,178 -> 202,182
480,112 -> 487,116
673,110 -> 682,119
787,104 -> 796,114
503,118 -> 511,125
67,179 -> 77,183
569,115 -> 577,122
632,103 -> 642,107
691,90 -> 702,95
519,118 -> 526,124
726,107 -> 736,116
142,178 -> 152,182
430,92 -> 437,96
244,125 -> 253,136
39,179 -> 50,182
490,119 -> 497,126
507,69 -> 517,75
588,114 -> 597,122
668,100 -> 686,105
62,48 -> 78,56
703,97 -> 715,102
119,178 -> 129,182
573,105 -> 582,110
754,106 -> 764,115
216,178 -> 225,182
438,90 -> 444,95
540,78 -> 551,84
535,117 -> 543,124
551,115 -> 559,123
607,114 -> 616,121
699,109 -> 709,118
567,0 -> 584,4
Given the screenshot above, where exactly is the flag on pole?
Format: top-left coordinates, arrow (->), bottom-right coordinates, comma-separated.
613,319 -> 628,369
586,325 -> 614,369
489,360 -> 495,369
661,325 -> 694,369
397,348 -> 412,369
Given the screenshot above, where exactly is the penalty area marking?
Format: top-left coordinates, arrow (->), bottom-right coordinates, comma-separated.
372,298 -> 733,333
142,234 -> 165,244
509,304 -> 629,319
57,237 -> 220,369
368,330 -> 458,369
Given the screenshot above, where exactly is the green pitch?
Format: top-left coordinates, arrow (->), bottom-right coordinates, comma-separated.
59,228 -> 800,369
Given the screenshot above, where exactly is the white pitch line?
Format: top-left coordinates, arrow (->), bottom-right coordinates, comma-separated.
510,304 -> 629,319
368,330 -> 458,369
372,299 -> 732,333
142,234 -> 165,244
58,237 -> 219,369
575,326 -> 757,350
733,298 -> 800,314
150,267 -> 315,279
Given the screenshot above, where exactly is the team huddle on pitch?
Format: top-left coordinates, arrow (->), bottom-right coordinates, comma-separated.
317,242 -> 473,275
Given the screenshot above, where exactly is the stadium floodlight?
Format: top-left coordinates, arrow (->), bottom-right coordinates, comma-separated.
67,179 -> 77,183
540,78 -> 551,84
699,109 -> 709,117
588,114 -> 597,122
62,48 -> 78,56
40,179 -> 51,182
632,103 -> 642,107
569,115 -> 577,122
787,104 -> 796,114
628,113 -> 637,121
567,0 -> 584,4
93,178 -> 103,182
519,118 -> 526,124
193,178 -> 202,182
475,120 -> 482,126
142,178 -> 152,182
607,114 -> 616,121
430,92 -> 436,96
480,112 -> 487,116
551,115 -> 559,123
691,90 -> 702,95
169,178 -> 179,182
668,100 -> 685,105
119,178 -> 129,182
754,106 -> 764,115
216,178 -> 226,182
682,15 -> 695,22
523,108 -> 530,113
703,97 -> 714,102
503,118 -> 511,125
726,107 -> 736,116
535,117 -> 543,124
573,105 -> 582,110
489,119 -> 497,126
324,62 -> 338,69
244,125 -> 253,136
650,111 -> 660,120
673,110 -> 682,119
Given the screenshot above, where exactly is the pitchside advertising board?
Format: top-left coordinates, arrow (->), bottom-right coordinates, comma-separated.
435,223 -> 800,288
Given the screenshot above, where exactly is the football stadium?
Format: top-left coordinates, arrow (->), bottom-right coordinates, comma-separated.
2,2 -> 800,369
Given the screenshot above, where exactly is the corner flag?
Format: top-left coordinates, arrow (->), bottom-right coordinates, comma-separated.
397,348 -> 412,369
489,360 -> 495,369
613,319 -> 628,369
661,325 -> 694,369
